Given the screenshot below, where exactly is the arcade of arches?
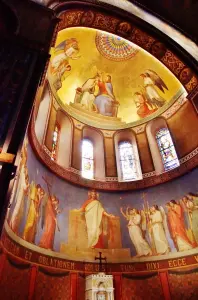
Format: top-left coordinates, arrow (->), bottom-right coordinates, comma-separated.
0,1 -> 198,299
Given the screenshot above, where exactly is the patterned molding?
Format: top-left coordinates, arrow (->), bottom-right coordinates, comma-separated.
49,87 -> 188,135
143,171 -> 156,178
29,118 -> 198,191
161,94 -> 187,119
54,8 -> 198,94
42,144 -> 198,180
179,147 -> 198,164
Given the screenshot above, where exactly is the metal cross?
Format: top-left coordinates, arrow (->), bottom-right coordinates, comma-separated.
95,252 -> 106,272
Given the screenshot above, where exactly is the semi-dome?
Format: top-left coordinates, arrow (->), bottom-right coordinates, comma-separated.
1,1 -> 198,299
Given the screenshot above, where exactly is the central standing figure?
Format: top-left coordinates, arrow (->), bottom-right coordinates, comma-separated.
78,190 -> 115,248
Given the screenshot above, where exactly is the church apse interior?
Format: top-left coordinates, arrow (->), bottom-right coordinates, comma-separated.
0,0 -> 198,299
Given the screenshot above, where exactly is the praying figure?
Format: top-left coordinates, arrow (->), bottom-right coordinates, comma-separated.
120,207 -> 152,257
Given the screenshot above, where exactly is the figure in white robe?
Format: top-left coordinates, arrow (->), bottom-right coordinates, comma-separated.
149,205 -> 170,255
120,207 -> 152,257
10,166 -> 29,234
80,74 -> 100,112
50,38 -> 80,90
140,71 -> 166,108
78,190 -> 115,248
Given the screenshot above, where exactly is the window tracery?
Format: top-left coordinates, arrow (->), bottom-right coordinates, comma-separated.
82,139 -> 94,179
156,128 -> 179,171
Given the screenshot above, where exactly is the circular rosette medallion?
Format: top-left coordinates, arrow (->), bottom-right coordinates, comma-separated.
95,31 -> 139,61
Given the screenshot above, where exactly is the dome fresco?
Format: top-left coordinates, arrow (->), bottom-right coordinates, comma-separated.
48,27 -> 185,129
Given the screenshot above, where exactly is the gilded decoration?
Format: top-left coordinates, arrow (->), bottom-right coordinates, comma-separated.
55,8 -> 198,94
48,27 -> 185,127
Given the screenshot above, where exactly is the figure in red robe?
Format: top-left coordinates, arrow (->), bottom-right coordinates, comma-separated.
166,200 -> 194,252
134,92 -> 157,118
39,195 -> 61,250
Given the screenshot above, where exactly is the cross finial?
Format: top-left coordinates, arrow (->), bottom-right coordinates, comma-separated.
95,252 -> 106,272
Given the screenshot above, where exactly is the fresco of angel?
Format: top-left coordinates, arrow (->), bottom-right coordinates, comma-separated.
149,205 -> 170,255
133,92 -> 157,119
181,194 -> 198,246
50,38 -> 80,90
166,200 -> 195,252
39,194 -> 61,250
140,69 -> 168,109
120,207 -> 152,257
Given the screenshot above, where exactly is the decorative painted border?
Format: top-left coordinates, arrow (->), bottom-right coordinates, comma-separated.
2,228 -> 198,274
53,7 -> 198,94
29,118 -> 198,191
50,86 -> 187,134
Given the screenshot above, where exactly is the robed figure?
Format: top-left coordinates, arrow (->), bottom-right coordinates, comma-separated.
120,207 -> 152,257
149,205 -> 170,255
186,193 -> 198,245
94,75 -> 118,116
39,195 -> 61,250
79,74 -> 100,111
23,183 -> 45,243
78,190 -> 115,248
166,200 -> 194,251
140,70 -> 167,109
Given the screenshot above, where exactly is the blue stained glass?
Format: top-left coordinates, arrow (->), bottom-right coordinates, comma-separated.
156,128 -> 180,171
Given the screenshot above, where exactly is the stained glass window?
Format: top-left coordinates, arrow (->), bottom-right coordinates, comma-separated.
118,141 -> 138,181
156,128 -> 180,171
51,124 -> 60,161
82,139 -> 94,179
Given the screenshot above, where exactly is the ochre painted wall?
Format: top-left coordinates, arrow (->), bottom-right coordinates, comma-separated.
71,127 -> 82,170
0,254 -> 198,300
104,137 -> 117,177
167,101 -> 198,158
136,132 -> 154,173
45,104 -> 57,151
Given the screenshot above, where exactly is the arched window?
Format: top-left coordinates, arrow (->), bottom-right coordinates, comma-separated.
51,124 -> 60,161
156,128 -> 179,171
82,139 -> 94,179
118,141 -> 138,181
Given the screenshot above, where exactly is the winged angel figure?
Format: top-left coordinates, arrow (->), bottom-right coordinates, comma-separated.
149,205 -> 171,255
140,69 -> 168,109
120,207 -> 152,257
50,38 -> 80,90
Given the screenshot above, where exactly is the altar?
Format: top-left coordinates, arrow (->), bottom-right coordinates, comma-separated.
85,273 -> 114,300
